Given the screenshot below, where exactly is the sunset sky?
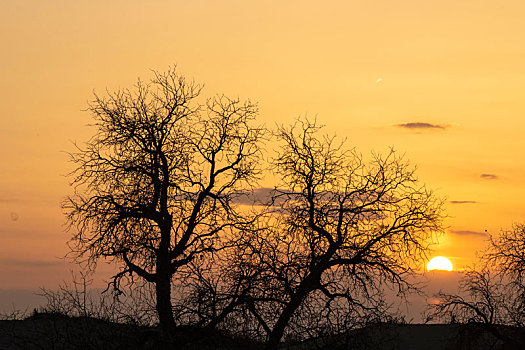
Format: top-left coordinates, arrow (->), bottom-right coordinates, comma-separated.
2,0 -> 525,295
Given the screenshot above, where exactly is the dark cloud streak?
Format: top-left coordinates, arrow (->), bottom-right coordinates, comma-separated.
449,230 -> 488,237
449,200 -> 477,204
234,188 -> 275,206
480,174 -> 498,180
395,122 -> 448,130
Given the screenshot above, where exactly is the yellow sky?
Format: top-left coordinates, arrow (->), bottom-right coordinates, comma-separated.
2,0 -> 525,288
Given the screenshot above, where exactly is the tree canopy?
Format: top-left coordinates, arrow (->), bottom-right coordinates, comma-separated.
65,67 -> 264,345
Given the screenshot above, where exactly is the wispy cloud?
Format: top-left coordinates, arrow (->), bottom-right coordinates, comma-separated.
233,188 -> 288,206
0,227 -> 63,239
395,122 -> 448,130
0,258 -> 63,268
449,200 -> 477,204
449,230 -> 488,237
480,174 -> 498,180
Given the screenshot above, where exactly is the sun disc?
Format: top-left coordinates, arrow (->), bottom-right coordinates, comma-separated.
427,256 -> 453,271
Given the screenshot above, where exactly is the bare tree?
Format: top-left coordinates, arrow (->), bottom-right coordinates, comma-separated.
486,225 -> 525,329
426,269 -> 506,325
486,223 -> 525,282
64,67 -> 264,345
223,119 -> 444,348
427,225 -> 525,328
38,272 -> 158,326
426,268 -> 525,348
426,225 -> 525,348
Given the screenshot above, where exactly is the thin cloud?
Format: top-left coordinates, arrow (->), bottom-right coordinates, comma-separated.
449,200 -> 477,204
234,188 -> 362,206
449,230 -> 488,237
395,122 -> 448,130
0,258 -> 63,268
480,174 -> 498,180
233,188 -> 289,206
0,229 -> 61,239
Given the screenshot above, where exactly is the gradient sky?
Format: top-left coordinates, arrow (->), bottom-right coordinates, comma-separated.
2,0 -> 525,291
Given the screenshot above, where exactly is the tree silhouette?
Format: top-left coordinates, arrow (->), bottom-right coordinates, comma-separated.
426,269 -> 505,325
427,225 -> 525,349
427,225 -> 525,329
64,67 -> 264,346
224,119 -> 444,348
486,223 -> 525,282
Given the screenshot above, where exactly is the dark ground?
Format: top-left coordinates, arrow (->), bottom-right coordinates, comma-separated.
1,313 -> 524,349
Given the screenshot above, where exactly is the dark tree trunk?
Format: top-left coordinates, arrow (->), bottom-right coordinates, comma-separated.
265,267 -> 325,349
156,220 -> 176,348
265,294 -> 304,350
156,275 -> 176,348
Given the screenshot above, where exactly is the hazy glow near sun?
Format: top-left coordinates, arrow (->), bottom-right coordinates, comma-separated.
427,256 -> 453,271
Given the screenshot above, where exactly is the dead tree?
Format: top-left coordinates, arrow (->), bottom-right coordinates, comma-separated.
64,67 -> 264,346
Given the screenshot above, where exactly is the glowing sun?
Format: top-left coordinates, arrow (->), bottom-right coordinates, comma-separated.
427,256 -> 453,271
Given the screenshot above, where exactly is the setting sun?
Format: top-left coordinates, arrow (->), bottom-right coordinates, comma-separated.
427,256 -> 453,271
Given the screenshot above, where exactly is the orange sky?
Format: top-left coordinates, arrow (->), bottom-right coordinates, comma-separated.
2,0 -> 525,289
